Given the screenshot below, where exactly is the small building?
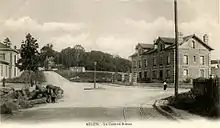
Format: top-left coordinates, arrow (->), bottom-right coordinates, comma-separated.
211,60 -> 220,68
211,60 -> 220,77
70,66 -> 85,72
130,33 -> 213,83
0,43 -> 20,79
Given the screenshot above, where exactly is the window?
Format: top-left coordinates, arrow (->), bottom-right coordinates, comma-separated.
5,65 -> 8,77
144,71 -> 148,78
153,57 -> 156,66
0,53 -> 5,60
143,59 -> 148,67
133,61 -> 137,68
192,40 -> 196,48
159,55 -> 163,65
153,71 -> 157,78
200,69 -> 205,77
139,72 -> 142,78
193,56 -> 196,63
183,55 -> 188,65
135,61 -> 138,68
145,60 -> 148,67
166,70 -> 171,78
200,56 -> 205,65
167,55 -> 171,65
183,69 -> 188,76
160,44 -> 163,51
138,60 -> 141,68
14,55 -> 17,64
0,65 -> 3,76
14,67 -> 16,76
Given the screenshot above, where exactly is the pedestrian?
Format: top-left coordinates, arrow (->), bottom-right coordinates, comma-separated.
163,80 -> 167,90
50,88 -> 57,103
2,77 -> 6,87
46,85 -> 56,103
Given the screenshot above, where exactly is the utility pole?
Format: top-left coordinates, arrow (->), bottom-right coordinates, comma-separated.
94,61 -> 97,88
174,0 -> 179,97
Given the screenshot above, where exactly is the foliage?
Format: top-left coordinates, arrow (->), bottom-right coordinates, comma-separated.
39,44 -> 55,69
137,77 -> 152,83
166,78 -> 220,118
52,45 -> 131,73
37,43 -> 131,72
6,71 -> 46,84
56,70 -> 113,83
166,79 -> 174,83
16,33 -> 40,72
2,37 -> 11,47
183,77 -> 192,83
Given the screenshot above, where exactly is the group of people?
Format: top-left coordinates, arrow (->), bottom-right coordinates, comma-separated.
35,84 -> 64,103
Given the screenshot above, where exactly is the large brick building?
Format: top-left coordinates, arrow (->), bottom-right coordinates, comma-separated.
130,34 -> 213,83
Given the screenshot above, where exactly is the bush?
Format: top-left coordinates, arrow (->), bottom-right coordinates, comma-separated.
166,79 -> 174,83
137,78 -> 152,83
166,78 -> 220,118
6,71 -> 46,84
183,77 -> 192,83
56,70 -> 114,83
1,103 -> 13,114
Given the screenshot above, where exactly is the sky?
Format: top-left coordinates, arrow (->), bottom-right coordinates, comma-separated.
0,0 -> 219,59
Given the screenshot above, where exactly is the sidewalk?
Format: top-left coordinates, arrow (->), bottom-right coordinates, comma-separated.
153,99 -> 203,121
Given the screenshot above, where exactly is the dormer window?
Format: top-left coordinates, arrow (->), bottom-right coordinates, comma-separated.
159,44 -> 164,51
192,40 -> 196,49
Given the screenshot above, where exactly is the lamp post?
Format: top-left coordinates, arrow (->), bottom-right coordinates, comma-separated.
174,0 -> 179,97
94,61 -> 97,88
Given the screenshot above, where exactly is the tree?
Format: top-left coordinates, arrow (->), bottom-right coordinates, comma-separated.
53,44 -> 132,72
40,43 -> 55,69
73,45 -> 85,66
3,37 -> 11,47
16,33 -> 40,86
40,44 -> 55,57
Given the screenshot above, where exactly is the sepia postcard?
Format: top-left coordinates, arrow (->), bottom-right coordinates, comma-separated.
0,0 -> 220,127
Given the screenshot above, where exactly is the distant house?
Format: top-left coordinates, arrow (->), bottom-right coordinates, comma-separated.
211,60 -> 220,68
130,33 -> 213,83
0,43 -> 20,79
70,67 -> 85,72
211,60 -> 220,77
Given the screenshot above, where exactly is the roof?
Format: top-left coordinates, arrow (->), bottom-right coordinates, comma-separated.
130,34 -> 214,57
136,43 -> 154,49
129,52 -> 138,57
167,34 -> 214,51
0,42 -> 19,53
0,42 -> 10,48
155,37 -> 175,45
191,34 -> 214,51
211,60 -> 220,64
155,34 -> 213,50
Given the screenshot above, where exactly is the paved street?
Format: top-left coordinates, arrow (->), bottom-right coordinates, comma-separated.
1,71 -> 189,123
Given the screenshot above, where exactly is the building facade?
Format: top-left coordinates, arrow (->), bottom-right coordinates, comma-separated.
130,34 -> 213,83
0,43 -> 20,80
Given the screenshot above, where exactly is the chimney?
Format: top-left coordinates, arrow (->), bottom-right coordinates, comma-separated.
178,32 -> 183,43
153,39 -> 157,49
203,34 -> 208,44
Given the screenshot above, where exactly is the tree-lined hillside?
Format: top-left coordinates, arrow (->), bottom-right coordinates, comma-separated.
52,46 -> 132,72
3,33 -> 131,74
